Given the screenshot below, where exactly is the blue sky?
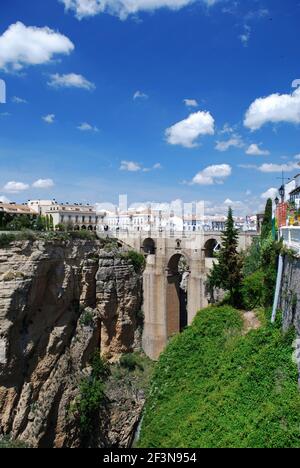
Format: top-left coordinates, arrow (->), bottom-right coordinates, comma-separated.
0,0 -> 299,215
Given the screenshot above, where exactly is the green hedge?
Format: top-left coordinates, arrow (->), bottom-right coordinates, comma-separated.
139,306 -> 300,448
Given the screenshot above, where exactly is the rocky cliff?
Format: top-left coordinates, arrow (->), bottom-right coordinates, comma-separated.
279,255 -> 300,337
0,238 -> 144,448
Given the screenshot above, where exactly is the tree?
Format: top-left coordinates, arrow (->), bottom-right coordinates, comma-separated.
208,208 -> 244,307
35,215 -> 45,232
49,215 -> 54,231
261,198 -> 273,241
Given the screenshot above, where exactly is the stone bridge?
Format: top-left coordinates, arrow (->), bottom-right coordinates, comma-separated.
115,230 -> 256,360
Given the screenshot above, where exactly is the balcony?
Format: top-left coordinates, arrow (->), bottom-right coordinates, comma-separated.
280,226 -> 300,255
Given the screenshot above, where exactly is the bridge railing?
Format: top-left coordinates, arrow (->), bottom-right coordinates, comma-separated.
97,227 -> 257,240
280,226 -> 300,255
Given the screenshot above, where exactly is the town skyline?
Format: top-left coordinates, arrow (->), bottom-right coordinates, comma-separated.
0,0 -> 300,217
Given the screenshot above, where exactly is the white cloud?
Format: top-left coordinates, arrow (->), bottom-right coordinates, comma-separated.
133,90 -> 148,100
192,164 -> 232,185
219,123 -> 235,134
0,22 -> 74,71
215,135 -> 244,151
244,87 -> 300,131
48,73 -> 95,90
258,162 -> 300,173
120,161 -> 161,172
183,99 -> 198,108
261,187 -> 278,200
120,161 -> 142,172
292,79 -> 300,89
12,96 -> 27,104
77,122 -> 99,132
165,110 -> 215,148
0,195 -> 10,203
32,179 -> 54,189
246,143 -> 270,156
240,25 -> 251,47
3,181 -> 29,193
60,0 -> 219,20
43,114 -> 55,124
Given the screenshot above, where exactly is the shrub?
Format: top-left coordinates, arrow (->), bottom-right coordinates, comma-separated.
0,436 -> 28,448
79,310 -> 94,327
69,230 -> 96,241
77,353 -> 109,436
120,353 -> 144,371
0,233 -> 16,248
243,237 -> 261,277
139,306 -> 300,448
124,250 -> 146,273
241,270 -> 265,310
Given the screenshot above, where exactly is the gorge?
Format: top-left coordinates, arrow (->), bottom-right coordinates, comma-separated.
0,237 -> 149,448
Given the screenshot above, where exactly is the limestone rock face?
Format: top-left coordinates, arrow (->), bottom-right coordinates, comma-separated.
0,240 -> 143,447
279,255 -> 300,337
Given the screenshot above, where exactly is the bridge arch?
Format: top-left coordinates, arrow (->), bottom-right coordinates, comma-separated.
204,238 -> 219,258
166,253 -> 190,339
142,237 -> 156,255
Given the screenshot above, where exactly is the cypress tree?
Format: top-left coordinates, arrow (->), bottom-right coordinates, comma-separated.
208,207 -> 244,307
261,198 -> 273,240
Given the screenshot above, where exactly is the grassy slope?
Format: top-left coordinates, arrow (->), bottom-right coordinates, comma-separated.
139,306 -> 300,448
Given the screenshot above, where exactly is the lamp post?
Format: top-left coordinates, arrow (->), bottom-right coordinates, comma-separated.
279,185 -> 285,203
275,196 -> 279,206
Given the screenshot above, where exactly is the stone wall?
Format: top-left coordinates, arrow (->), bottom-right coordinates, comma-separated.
0,239 -> 143,447
279,255 -> 300,337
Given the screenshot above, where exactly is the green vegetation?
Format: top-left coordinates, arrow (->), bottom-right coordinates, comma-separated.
208,208 -> 244,307
79,310 -> 94,327
261,198 -> 273,241
0,233 -> 16,248
0,229 -> 99,248
110,352 -> 155,395
120,352 -> 145,371
122,250 -> 146,273
209,200 -> 282,310
0,436 -> 29,448
76,353 -> 109,436
139,306 -> 300,448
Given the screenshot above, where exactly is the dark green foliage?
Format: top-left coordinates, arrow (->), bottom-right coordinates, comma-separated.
243,237 -> 261,277
208,208 -> 244,307
260,234 -> 282,307
0,212 -> 37,231
261,198 -> 273,241
69,230 -> 96,240
139,306 -> 300,448
124,250 -> 146,273
77,353 -> 109,435
120,353 -> 144,371
79,310 -> 94,327
35,215 -> 46,232
49,214 -> 54,231
0,233 -> 16,248
55,223 -> 66,232
0,436 -> 29,448
241,270 -> 265,309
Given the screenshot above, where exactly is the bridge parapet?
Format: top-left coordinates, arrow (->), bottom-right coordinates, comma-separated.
280,227 -> 300,256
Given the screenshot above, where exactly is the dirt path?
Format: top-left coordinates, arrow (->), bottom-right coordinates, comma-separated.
242,311 -> 261,334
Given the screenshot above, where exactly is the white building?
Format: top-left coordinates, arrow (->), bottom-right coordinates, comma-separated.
288,174 -> 300,208
100,209 -> 257,233
27,200 -> 98,230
